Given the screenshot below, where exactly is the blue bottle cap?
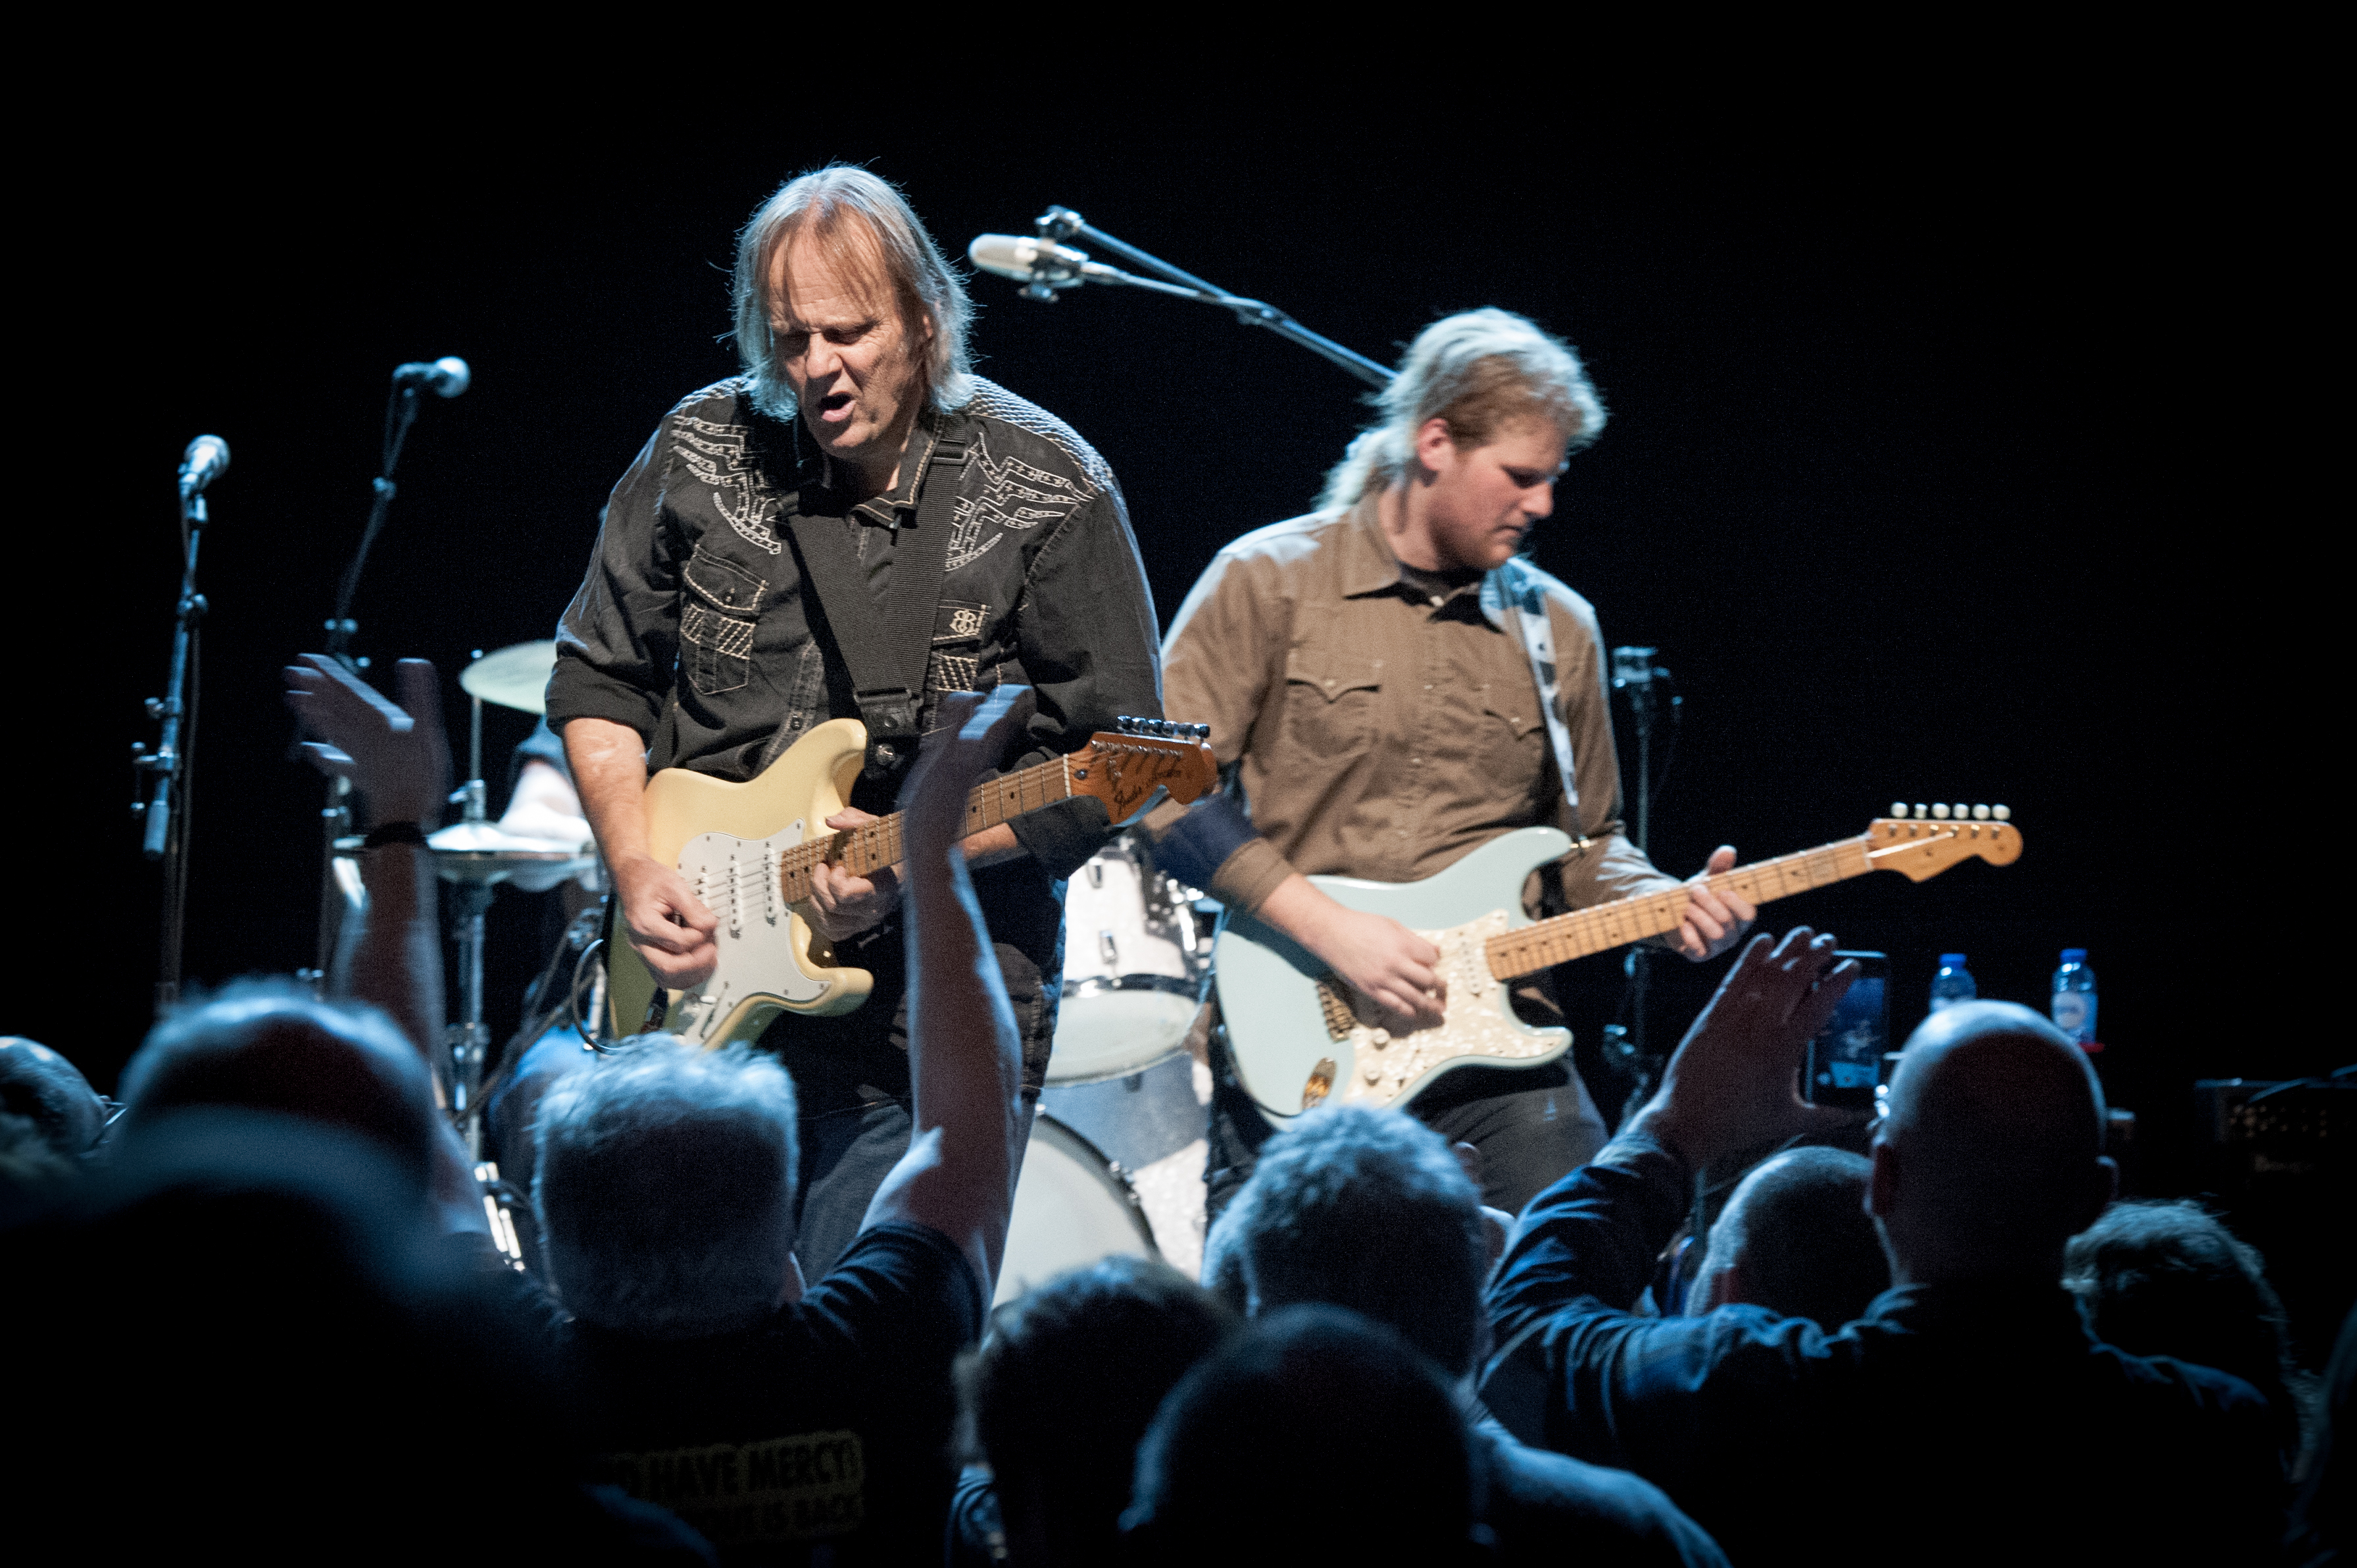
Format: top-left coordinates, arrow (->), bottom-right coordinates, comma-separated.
2060,948 -> 2087,963
1938,954 -> 1968,967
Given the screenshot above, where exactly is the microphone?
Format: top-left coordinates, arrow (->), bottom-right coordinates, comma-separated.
178,434 -> 230,499
969,234 -> 1106,289
391,356 -> 472,397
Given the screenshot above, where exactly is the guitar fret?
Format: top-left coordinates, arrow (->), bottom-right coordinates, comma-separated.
1485,834 -> 1879,979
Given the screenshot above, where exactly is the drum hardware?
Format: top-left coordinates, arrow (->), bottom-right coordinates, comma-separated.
472,1160 -> 531,1273
1047,836 -> 1220,1087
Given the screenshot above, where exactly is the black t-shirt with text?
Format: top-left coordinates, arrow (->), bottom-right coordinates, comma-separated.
555,1223 -> 985,1564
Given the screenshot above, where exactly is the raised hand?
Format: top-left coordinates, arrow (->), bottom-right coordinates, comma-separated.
899,687 -> 1028,858
1629,927 -> 1859,1166
1672,844 -> 1758,962
284,654 -> 451,828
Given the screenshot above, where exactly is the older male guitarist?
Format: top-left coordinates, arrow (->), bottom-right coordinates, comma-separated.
549,166 -> 1162,1277
1145,309 -> 1751,1217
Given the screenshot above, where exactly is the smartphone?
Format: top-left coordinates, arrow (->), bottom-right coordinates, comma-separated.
1804,951 -> 1890,1109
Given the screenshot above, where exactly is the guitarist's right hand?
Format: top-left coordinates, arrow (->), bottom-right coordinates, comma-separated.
612,854 -> 720,990
1260,874 -> 1448,1032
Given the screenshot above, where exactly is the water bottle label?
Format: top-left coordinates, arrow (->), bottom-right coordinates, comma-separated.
2052,991 -> 2096,1041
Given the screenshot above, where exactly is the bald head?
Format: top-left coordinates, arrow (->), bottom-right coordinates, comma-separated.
1873,1001 -> 2114,1284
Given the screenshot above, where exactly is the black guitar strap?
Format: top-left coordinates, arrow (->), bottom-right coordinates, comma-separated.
785,414 -> 972,793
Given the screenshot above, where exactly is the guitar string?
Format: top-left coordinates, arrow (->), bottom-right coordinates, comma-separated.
1483,837 -> 1880,977
680,742 -> 1199,902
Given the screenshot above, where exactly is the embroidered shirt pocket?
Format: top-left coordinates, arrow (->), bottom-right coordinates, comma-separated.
1480,696 -> 1549,790
927,599 -> 991,693
681,545 -> 766,696
1283,651 -> 1383,758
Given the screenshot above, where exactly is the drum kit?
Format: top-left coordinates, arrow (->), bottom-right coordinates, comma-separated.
407,640 -> 1219,1292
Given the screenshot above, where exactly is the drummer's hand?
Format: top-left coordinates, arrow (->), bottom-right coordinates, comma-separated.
284,654 -> 451,828
612,854 -> 720,990
1673,845 -> 1757,962
808,809 -> 900,941
1262,875 -> 1447,1032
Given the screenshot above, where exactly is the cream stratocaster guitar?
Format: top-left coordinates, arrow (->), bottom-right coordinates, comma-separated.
1215,804 -> 2022,1128
608,715 -> 1218,1049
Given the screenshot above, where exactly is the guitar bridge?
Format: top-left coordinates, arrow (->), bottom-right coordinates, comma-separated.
1314,979 -> 1356,1042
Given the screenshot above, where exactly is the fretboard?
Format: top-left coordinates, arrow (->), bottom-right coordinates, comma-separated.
1483,835 -> 1875,979
775,754 -> 1076,902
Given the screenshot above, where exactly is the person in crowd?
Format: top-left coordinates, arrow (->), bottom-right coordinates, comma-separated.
549,164 -> 1162,1281
1142,308 -> 1754,1219
3,656 -> 712,1561
2065,1197 -> 2316,1473
1121,1304 -> 1490,1564
1210,1102 -> 1726,1565
532,686 -> 1030,1563
1481,929 -> 2285,1563
1,1037 -> 106,1217
1686,1146 -> 1889,1326
949,1256 -> 1235,1565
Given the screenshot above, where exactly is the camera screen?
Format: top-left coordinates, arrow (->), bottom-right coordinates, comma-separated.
1806,957 -> 1889,1105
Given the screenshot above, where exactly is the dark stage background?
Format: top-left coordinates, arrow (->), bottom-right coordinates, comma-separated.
84,128 -> 2317,1336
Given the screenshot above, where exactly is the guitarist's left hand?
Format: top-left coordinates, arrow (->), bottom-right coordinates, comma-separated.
810,809 -> 1031,940
1673,845 -> 1757,962
810,808 -> 901,941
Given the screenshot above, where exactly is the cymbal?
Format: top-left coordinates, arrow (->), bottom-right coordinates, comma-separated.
426,820 -> 595,886
460,639 -> 557,716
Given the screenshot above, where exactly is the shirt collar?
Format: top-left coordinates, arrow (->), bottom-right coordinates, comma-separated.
788,404 -> 957,525
1341,493 -> 1487,604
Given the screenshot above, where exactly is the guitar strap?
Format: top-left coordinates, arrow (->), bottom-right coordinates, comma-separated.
785,412 -> 972,793
1481,557 -> 1580,817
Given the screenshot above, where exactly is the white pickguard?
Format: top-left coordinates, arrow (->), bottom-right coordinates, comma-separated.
668,821 -> 828,1043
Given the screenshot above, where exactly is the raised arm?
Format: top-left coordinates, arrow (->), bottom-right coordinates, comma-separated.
284,654 -> 484,1237
861,686 -> 1030,1290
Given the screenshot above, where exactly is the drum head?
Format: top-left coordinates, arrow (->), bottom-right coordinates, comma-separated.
1045,987 -> 1200,1085
995,1114 -> 1158,1306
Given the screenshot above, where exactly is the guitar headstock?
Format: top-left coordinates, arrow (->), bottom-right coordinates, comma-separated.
1073,717 -> 1220,824
1865,802 -> 2022,881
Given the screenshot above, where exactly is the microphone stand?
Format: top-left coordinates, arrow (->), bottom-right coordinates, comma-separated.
1022,207 -> 1397,389
1608,646 -> 1681,1108
132,470 -> 215,1017
305,382 -> 424,989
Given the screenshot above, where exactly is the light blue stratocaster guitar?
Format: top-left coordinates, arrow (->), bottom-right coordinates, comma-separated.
1214,805 -> 2022,1129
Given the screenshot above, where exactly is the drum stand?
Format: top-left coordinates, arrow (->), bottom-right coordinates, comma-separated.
443,674 -> 496,1156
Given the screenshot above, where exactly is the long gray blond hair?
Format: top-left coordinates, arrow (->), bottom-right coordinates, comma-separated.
1319,308 -> 1606,511
732,164 -> 976,421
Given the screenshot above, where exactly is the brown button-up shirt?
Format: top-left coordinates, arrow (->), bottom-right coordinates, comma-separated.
1150,499 -> 1676,918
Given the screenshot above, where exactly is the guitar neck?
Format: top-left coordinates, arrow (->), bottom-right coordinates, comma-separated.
1484,835 -> 1876,979
775,754 -> 1075,902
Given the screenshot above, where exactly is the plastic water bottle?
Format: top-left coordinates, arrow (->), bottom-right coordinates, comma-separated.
1928,954 -> 1977,1012
2051,948 -> 2098,1049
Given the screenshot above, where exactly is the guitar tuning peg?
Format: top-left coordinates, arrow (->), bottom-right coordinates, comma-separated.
1156,720 -> 1176,738
1193,723 -> 1210,740
1116,716 -> 1134,735
1951,803 -> 1969,821
1914,804 -> 1929,820
1992,804 -> 2010,821
1891,800 -> 1908,818
1972,804 -> 1991,820
1931,803 -> 1951,820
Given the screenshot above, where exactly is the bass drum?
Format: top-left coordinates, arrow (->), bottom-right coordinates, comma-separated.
995,1113 -> 1159,1306
1048,837 -> 1211,1085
